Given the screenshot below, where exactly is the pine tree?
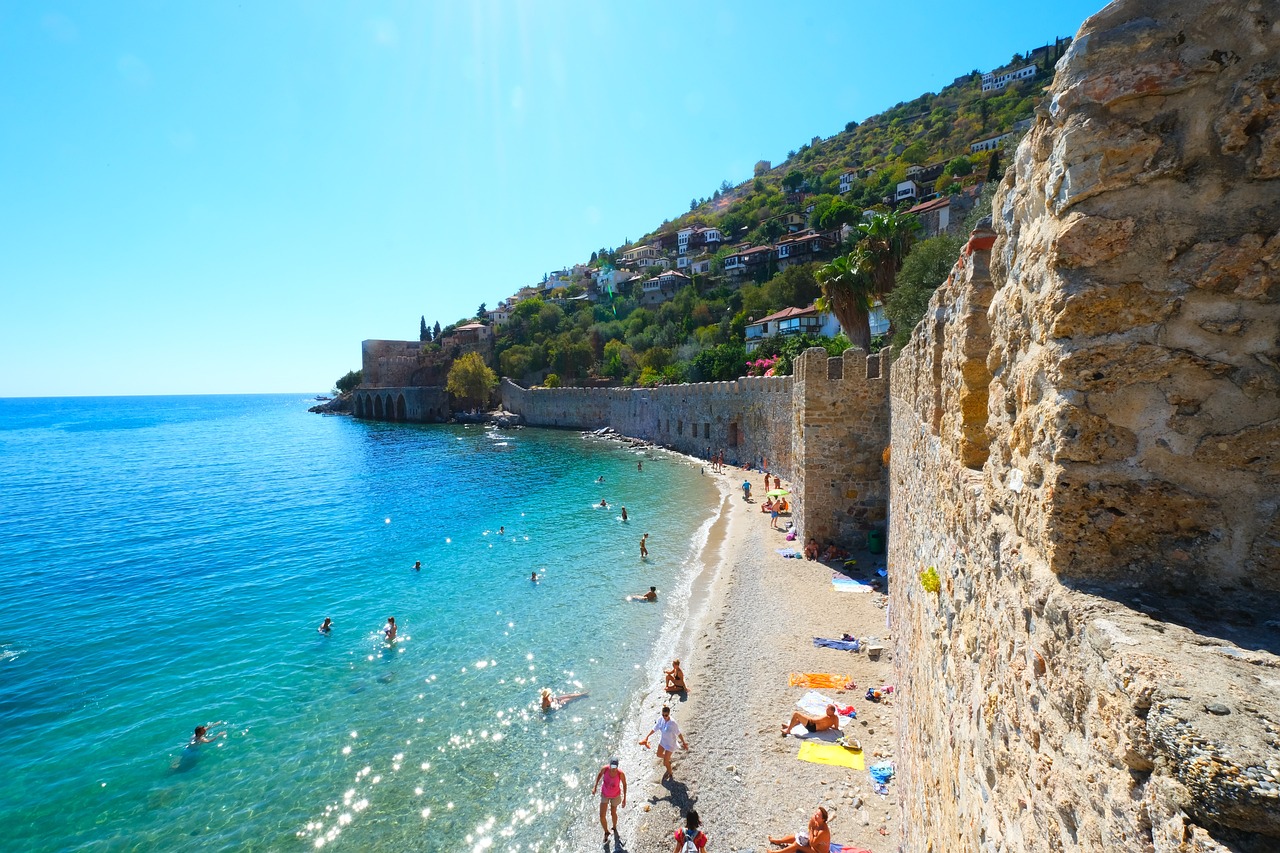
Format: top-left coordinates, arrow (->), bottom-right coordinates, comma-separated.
433,321 -> 441,340
420,316 -> 428,342
986,150 -> 1001,182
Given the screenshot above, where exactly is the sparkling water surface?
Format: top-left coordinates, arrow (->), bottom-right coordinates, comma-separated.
0,395 -> 718,851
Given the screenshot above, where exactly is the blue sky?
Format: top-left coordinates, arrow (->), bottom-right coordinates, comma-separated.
0,0 -> 1106,397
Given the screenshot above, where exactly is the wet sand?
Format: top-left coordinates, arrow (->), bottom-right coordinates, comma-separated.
613,465 -> 901,853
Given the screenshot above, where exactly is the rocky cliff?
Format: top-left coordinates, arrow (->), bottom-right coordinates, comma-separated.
890,1 -> 1280,850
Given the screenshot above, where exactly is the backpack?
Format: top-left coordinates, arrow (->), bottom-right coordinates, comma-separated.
681,829 -> 699,853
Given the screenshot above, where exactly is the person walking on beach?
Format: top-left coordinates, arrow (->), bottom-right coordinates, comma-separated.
742,480 -> 752,502
640,533 -> 649,558
640,705 -> 689,782
591,757 -> 627,842
672,808 -> 708,852
383,616 -> 397,643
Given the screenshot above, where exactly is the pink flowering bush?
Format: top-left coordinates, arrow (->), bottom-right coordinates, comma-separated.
745,356 -> 779,377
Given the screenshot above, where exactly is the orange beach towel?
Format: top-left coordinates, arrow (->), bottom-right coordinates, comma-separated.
788,672 -> 855,690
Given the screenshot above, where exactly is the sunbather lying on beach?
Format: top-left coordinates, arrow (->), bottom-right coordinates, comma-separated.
767,807 -> 831,853
664,659 -> 686,693
821,544 -> 849,562
541,689 -> 588,711
782,704 -> 840,736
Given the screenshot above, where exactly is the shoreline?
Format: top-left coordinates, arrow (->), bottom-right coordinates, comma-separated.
597,448 -> 901,853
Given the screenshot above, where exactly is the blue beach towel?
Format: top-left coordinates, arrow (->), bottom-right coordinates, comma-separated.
813,637 -> 861,651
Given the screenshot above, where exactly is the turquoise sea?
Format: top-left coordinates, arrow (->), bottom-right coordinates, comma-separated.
0,395 -> 720,851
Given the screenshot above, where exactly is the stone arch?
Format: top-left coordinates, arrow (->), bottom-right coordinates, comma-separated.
374,394 -> 385,419
396,394 -> 407,422
355,394 -> 366,418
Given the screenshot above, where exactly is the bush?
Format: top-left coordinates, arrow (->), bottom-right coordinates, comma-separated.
542,373 -> 561,388
334,370 -> 363,394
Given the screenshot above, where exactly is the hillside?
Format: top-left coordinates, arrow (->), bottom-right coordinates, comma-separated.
409,41 -> 1069,394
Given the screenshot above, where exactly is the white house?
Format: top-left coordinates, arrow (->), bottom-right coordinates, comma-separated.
486,303 -> 511,325
743,304 -> 843,353
970,132 -> 1015,153
981,63 -> 1038,93
895,180 -> 921,202
839,172 -> 856,194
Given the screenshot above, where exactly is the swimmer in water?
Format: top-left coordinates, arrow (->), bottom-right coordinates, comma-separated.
599,499 -> 609,508
383,616 -> 397,643
498,526 -> 505,535
413,561 -> 421,571
541,688 -> 588,711
318,617 -> 332,633
596,476 -> 605,483
629,586 -> 657,602
189,722 -> 227,746
621,506 -> 628,522
531,571 -> 539,582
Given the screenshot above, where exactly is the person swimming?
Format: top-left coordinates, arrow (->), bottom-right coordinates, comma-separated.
599,499 -> 609,508
531,571 -> 539,582
540,688 -> 587,711
383,616 -> 397,643
620,506 -> 628,522
189,722 -> 227,746
318,617 -> 332,633
498,526 -> 504,535
628,586 -> 657,602
413,560 -> 421,571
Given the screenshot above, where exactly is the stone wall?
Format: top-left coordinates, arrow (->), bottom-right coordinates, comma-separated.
502,356 -> 893,547
351,386 -> 450,423
500,376 -> 796,479
361,339 -> 448,389
890,1 -> 1280,850
791,348 -> 892,546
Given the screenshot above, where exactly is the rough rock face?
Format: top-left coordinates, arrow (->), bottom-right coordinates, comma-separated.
890,1 -> 1280,850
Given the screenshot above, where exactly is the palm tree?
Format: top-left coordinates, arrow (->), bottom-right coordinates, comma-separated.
857,210 -> 919,299
817,252 -> 877,352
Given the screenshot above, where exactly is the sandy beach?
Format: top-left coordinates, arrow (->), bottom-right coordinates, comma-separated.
607,463 -> 900,853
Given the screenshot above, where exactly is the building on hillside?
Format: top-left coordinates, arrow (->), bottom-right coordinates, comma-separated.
722,245 -> 773,280
774,229 -> 837,271
619,243 -> 669,270
754,160 -> 771,176
486,304 -> 511,325
970,132 -> 1015,153
766,211 -> 807,233
689,256 -> 712,275
981,63 -> 1038,92
594,267 -> 637,300
743,304 -> 842,353
907,187 -> 980,239
839,172 -> 856,194
677,225 -> 726,261
637,269 -> 690,306
895,180 -> 921,204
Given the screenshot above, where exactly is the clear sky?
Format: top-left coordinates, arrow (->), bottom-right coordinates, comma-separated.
0,0 -> 1108,397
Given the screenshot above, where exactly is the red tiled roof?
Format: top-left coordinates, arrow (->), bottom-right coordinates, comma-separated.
754,304 -> 819,325
908,196 -> 951,214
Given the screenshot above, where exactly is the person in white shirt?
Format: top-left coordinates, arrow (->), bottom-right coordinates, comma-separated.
639,705 -> 689,782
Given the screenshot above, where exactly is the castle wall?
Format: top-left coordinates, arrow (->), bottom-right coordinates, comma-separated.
791,348 -> 892,546
890,1 -> 1280,849
351,387 -> 450,423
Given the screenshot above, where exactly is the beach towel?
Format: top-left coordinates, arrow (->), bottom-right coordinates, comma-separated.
830,844 -> 875,853
797,740 -> 866,770
788,672 -> 855,690
869,761 -> 895,784
795,690 -> 854,719
775,548 -> 801,558
831,576 -> 876,593
814,637 -> 861,652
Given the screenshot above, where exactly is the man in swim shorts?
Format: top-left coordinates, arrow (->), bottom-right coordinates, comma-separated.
781,705 -> 840,737
639,705 -> 688,782
621,506 -> 628,521
767,806 -> 830,853
630,586 -> 657,602
640,533 -> 648,558
591,757 -> 627,842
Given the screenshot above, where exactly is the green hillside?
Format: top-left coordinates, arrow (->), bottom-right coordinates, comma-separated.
413,42 -> 1068,394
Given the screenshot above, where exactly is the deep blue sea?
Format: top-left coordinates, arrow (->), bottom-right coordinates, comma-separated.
0,395 -> 719,851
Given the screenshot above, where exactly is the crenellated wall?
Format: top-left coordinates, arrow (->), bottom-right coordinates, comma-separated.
890,1 -> 1280,849
500,375 -> 796,480
502,354 -> 893,546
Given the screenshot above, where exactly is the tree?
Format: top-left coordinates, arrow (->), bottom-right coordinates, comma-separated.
542,373 -> 561,388
719,179 -> 733,193
477,302 -> 487,319
334,369 -> 363,395
420,316 -> 429,342
446,352 -> 497,409
986,150 -> 1002,182
816,253 -> 877,352
845,120 -> 859,132
433,321 -> 441,340
885,234 -> 964,349
782,169 -> 806,192
690,198 -> 699,211
943,155 -> 973,177
856,210 -> 919,299
590,250 -> 598,264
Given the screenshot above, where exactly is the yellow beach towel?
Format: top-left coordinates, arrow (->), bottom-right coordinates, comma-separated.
788,673 -> 855,690
797,740 -> 866,770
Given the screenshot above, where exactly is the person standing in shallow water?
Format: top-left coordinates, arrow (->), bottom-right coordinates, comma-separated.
383,617 -> 397,643
621,506 -> 628,522
640,533 -> 649,558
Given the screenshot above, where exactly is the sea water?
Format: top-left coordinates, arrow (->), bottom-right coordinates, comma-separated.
0,395 -> 719,851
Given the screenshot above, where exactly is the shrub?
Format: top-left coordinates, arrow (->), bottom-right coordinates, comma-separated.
542,373 -> 561,388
